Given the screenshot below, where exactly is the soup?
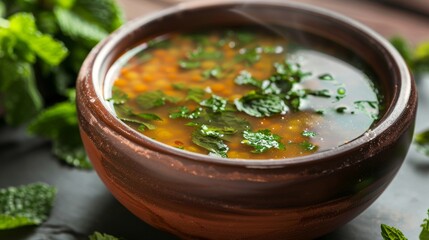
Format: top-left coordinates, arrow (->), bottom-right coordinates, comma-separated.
105,28 -> 383,159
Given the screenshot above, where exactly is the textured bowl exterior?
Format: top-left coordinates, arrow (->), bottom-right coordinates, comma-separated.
76,1 -> 417,239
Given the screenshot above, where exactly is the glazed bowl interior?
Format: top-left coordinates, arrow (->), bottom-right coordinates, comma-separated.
90,0 -> 410,167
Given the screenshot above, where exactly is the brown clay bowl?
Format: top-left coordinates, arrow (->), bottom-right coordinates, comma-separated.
76,1 -> 417,239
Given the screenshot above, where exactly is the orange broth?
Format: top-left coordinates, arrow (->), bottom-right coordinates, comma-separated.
106,29 -> 382,159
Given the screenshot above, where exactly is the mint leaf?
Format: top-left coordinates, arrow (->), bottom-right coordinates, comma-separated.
28,90 -> 91,169
107,86 -> 128,105
54,7 -> 108,45
381,224 -> 408,240
187,47 -> 223,60
234,70 -> 262,88
0,59 -> 43,126
235,48 -> 260,65
179,60 -> 201,69
235,91 -> 289,117
390,37 -> 413,66
186,87 -> 206,103
192,129 -> 229,158
74,0 -> 124,32
89,231 -> 119,240
9,13 -> 68,66
421,210 -> 429,240
415,130 -> 429,157
0,183 -> 56,230
135,90 -> 178,110
200,94 -> 229,113
200,124 -> 236,138
169,106 -> 202,119
241,129 -> 285,153
202,66 -> 223,79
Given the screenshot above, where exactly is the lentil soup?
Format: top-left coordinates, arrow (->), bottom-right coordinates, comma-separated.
105,28 -> 383,159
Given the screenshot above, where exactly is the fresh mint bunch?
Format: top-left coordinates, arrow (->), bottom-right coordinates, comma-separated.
0,0 -> 124,168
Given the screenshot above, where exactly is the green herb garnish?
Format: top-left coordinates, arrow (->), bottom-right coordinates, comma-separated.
235,91 -> 289,117
28,90 -> 91,169
89,231 -> 120,240
235,48 -> 261,65
415,130 -> 429,157
241,129 -> 285,153
187,47 -> 223,61
169,106 -> 202,119
107,86 -> 128,104
381,224 -> 408,240
318,73 -> 334,81
421,210 -> 429,240
136,90 -> 178,110
202,66 -> 223,79
179,60 -> 201,69
234,70 -> 262,88
0,183 -> 56,230
192,129 -> 229,158
200,94 -> 229,113
302,130 -> 317,137
300,140 -> 318,151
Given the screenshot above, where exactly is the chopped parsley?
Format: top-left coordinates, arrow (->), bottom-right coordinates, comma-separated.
179,60 -> 201,69
302,130 -> 317,137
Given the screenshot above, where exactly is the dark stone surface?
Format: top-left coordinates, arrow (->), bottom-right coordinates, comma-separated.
1,75 -> 428,240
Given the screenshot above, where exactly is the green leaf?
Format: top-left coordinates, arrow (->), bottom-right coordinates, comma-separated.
381,224 -> 408,240
389,37 -> 413,67
202,66 -> 223,79
234,70 -> 262,88
302,130 -> 317,137
169,106 -> 202,119
89,231 -> 119,240
299,140 -> 318,151
318,73 -> 335,81
119,117 -> 156,131
192,129 -> 229,158
186,87 -> 206,103
179,60 -> 201,69
28,90 -> 91,169
0,183 -> 56,230
0,59 -> 43,126
421,210 -> 429,240
235,48 -> 260,65
9,13 -> 68,66
235,91 -> 289,117
354,100 -> 380,120
241,129 -> 284,153
54,7 -> 109,45
187,47 -> 223,61
135,90 -> 178,110
73,0 -> 124,32
200,94 -> 229,113
415,130 -> 429,157
199,124 -> 236,138
107,86 -> 128,105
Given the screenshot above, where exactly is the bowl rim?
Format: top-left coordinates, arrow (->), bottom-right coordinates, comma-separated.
84,0 -> 413,168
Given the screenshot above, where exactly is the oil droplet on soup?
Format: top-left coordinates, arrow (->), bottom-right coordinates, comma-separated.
105,28 -> 383,159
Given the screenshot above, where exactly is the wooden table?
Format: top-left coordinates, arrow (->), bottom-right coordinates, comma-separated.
0,1 -> 428,240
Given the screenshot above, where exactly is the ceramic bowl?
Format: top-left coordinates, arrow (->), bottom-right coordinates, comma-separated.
76,1 -> 417,239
